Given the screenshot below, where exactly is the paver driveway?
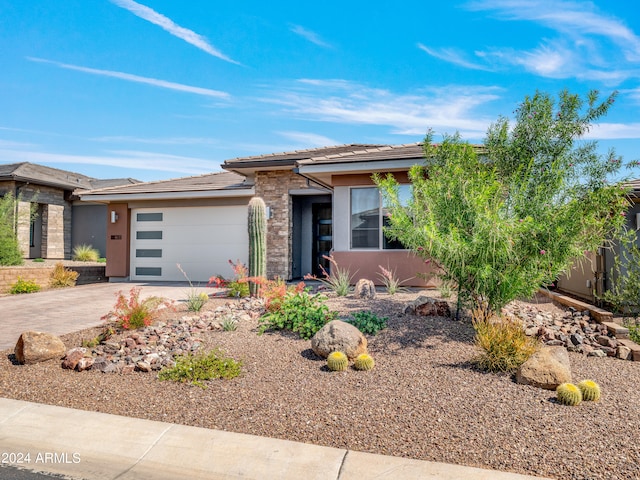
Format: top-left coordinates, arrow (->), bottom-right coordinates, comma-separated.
0,282 -> 211,351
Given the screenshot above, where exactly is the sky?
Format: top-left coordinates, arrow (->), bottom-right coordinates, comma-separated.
1,0 -> 639,182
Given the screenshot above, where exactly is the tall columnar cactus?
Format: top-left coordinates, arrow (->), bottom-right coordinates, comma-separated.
248,197 -> 267,296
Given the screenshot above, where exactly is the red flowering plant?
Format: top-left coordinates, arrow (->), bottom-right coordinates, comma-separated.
260,278 -> 305,312
101,287 -> 174,330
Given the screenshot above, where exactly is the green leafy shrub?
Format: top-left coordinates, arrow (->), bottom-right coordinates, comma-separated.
305,254 -> 353,296
628,323 -> 640,345
101,287 -> 173,330
260,278 -> 306,312
258,290 -> 337,339
72,244 -> 100,262
577,380 -> 601,402
97,257 -> 106,263
556,383 -> 582,406
49,262 -> 79,288
8,277 -> 40,294
472,309 -> 539,373
32,258 -> 45,263
354,353 -> 375,371
0,192 -> 25,266
376,90 -> 630,317
158,349 -> 242,388
598,230 -> 640,323
327,351 -> 348,371
347,311 -> 388,335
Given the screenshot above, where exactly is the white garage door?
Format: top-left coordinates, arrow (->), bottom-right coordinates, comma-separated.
130,206 -> 248,282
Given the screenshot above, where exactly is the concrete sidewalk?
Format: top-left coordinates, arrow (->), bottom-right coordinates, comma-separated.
0,282 -> 211,351
0,398 -> 552,480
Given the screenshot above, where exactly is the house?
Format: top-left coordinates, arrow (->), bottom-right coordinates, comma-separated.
556,179 -> 640,303
80,143 -> 437,285
0,162 -> 139,259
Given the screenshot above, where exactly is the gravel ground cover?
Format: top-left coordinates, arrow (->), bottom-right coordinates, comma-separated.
1,290 -> 639,480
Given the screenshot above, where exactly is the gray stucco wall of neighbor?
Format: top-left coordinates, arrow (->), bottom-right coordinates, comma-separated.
71,204 -> 107,257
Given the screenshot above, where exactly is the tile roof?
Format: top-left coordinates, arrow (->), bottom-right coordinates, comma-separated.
0,162 -> 139,191
223,144 -> 385,168
82,171 -> 249,196
299,143 -> 426,165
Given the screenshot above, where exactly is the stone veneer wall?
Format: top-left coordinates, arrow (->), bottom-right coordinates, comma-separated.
0,182 -> 71,259
254,170 -> 308,279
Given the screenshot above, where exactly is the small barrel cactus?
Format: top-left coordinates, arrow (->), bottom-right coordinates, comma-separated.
327,351 -> 348,371
556,383 -> 582,406
354,353 -> 375,371
578,380 -> 601,402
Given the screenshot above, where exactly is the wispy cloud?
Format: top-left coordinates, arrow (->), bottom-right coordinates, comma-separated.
110,0 -> 239,64
276,131 -> 339,146
27,57 -> 230,99
290,25 -> 332,48
262,79 -> 502,138
462,0 -> 640,84
0,139 -> 35,148
584,123 -> 640,140
0,148 -> 219,175
417,43 -> 491,71
466,0 -> 640,60
91,135 -> 219,145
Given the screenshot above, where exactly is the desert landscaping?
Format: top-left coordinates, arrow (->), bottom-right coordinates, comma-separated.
2,287 -> 639,480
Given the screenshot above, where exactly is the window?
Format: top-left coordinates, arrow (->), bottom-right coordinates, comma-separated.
136,249 -> 162,258
135,267 -> 162,276
137,212 -> 163,222
350,186 -> 411,250
136,231 -> 163,240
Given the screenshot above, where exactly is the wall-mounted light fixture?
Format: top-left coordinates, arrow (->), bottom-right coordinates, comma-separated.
636,212 -> 640,230
266,206 -> 272,219
110,210 -> 119,223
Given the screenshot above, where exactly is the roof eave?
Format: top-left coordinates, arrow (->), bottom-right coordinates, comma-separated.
297,158 -> 424,175
79,187 -> 255,203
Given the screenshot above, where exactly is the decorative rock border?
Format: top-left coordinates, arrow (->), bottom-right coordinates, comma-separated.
61,297 -> 265,373
503,290 -> 640,361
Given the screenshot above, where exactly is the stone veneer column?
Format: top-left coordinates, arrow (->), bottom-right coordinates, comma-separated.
254,171 -> 308,279
42,204 -> 65,259
15,201 -> 32,257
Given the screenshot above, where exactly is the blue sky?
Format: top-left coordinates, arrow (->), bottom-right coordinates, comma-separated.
1,0 -> 639,182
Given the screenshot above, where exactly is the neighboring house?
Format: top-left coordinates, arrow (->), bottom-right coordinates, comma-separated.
0,162 -> 138,259
556,179 -> 640,303
80,143 -> 438,285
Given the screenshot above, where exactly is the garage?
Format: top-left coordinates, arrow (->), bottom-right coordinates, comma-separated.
130,205 -> 248,282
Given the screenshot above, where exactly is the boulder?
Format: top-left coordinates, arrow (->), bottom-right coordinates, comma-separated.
354,279 -> 376,299
14,331 -> 66,365
311,320 -> 367,360
516,346 -> 572,390
404,296 -> 451,317
76,357 -> 94,372
61,347 -> 87,370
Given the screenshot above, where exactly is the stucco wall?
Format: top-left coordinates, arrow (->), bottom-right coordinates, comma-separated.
72,204 -> 107,257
